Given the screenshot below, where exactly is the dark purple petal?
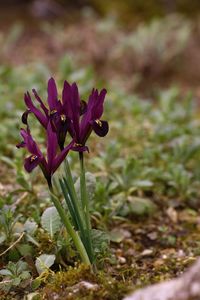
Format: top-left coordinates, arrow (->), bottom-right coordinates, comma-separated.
47,122 -> 57,171
91,120 -> 109,137
21,110 -> 30,125
62,81 -> 72,118
80,100 -> 87,115
47,78 -> 58,111
16,141 -> 26,148
24,92 -> 48,128
32,89 -> 49,117
24,155 -> 42,173
92,88 -> 107,120
68,83 -> 81,141
20,128 -> 43,157
52,140 -> 74,173
80,89 -> 97,139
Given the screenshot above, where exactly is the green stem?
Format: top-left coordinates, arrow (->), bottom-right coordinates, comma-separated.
63,159 -> 88,248
64,160 -> 81,210
48,184 -> 91,266
79,152 -> 94,264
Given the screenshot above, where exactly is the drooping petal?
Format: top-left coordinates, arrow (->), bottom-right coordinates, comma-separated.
47,78 -> 58,111
24,92 -> 48,128
91,120 -> 109,137
16,141 -> 26,148
20,128 -> 43,157
21,110 -> 30,125
24,155 -> 42,173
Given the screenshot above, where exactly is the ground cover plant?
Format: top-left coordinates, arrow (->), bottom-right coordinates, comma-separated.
0,62 -> 200,299
0,3 -> 200,300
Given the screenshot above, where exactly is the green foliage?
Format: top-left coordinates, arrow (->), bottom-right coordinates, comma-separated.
41,207 -> 61,238
0,206 -> 21,244
0,35 -> 200,297
35,254 -> 56,275
113,15 -> 191,81
0,261 -> 31,292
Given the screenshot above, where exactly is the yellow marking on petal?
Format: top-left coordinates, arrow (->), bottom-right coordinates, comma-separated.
74,143 -> 83,147
50,109 -> 57,115
30,155 -> 38,162
95,119 -> 102,127
60,114 -> 66,122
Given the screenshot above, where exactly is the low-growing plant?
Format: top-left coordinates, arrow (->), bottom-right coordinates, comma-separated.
17,77 -> 109,269
112,15 -> 191,80
0,261 -> 31,292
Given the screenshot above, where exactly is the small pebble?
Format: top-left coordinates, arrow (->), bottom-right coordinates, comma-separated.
118,256 -> 126,264
141,249 -> 153,256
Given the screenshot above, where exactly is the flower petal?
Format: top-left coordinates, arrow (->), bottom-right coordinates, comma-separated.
80,100 -> 87,115
21,110 -> 30,125
91,120 -> 109,137
20,128 -> 43,157
24,155 -> 42,173
47,122 -> 57,171
92,88 -> 107,120
62,80 -> 72,118
24,92 -> 48,128
47,77 -> 58,111
52,141 -> 74,174
32,89 -> 49,117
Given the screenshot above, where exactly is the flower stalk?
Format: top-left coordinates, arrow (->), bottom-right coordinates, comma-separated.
79,152 -> 94,264
48,183 -> 91,266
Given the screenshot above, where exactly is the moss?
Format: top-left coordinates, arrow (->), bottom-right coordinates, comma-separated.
42,264 -> 132,300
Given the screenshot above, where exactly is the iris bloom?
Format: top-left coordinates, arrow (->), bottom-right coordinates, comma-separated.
63,81 -> 109,152
17,123 -> 73,186
23,78 -> 109,151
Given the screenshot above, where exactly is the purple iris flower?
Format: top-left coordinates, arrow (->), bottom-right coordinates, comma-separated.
23,78 -> 71,150
17,122 -> 74,186
22,77 -> 109,152
63,81 -> 109,152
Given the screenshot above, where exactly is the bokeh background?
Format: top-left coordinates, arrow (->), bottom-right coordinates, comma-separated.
1,0 -> 200,98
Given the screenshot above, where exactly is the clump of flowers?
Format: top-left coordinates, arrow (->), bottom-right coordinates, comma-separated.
17,78 -> 109,266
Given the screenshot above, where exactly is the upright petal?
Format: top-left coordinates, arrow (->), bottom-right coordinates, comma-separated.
70,83 -> 81,140
47,78 -> 58,111
62,80 -> 72,118
92,88 -> 107,120
79,90 -> 95,143
32,89 -> 49,117
52,140 -> 74,174
47,122 -> 57,172
24,92 -> 48,128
